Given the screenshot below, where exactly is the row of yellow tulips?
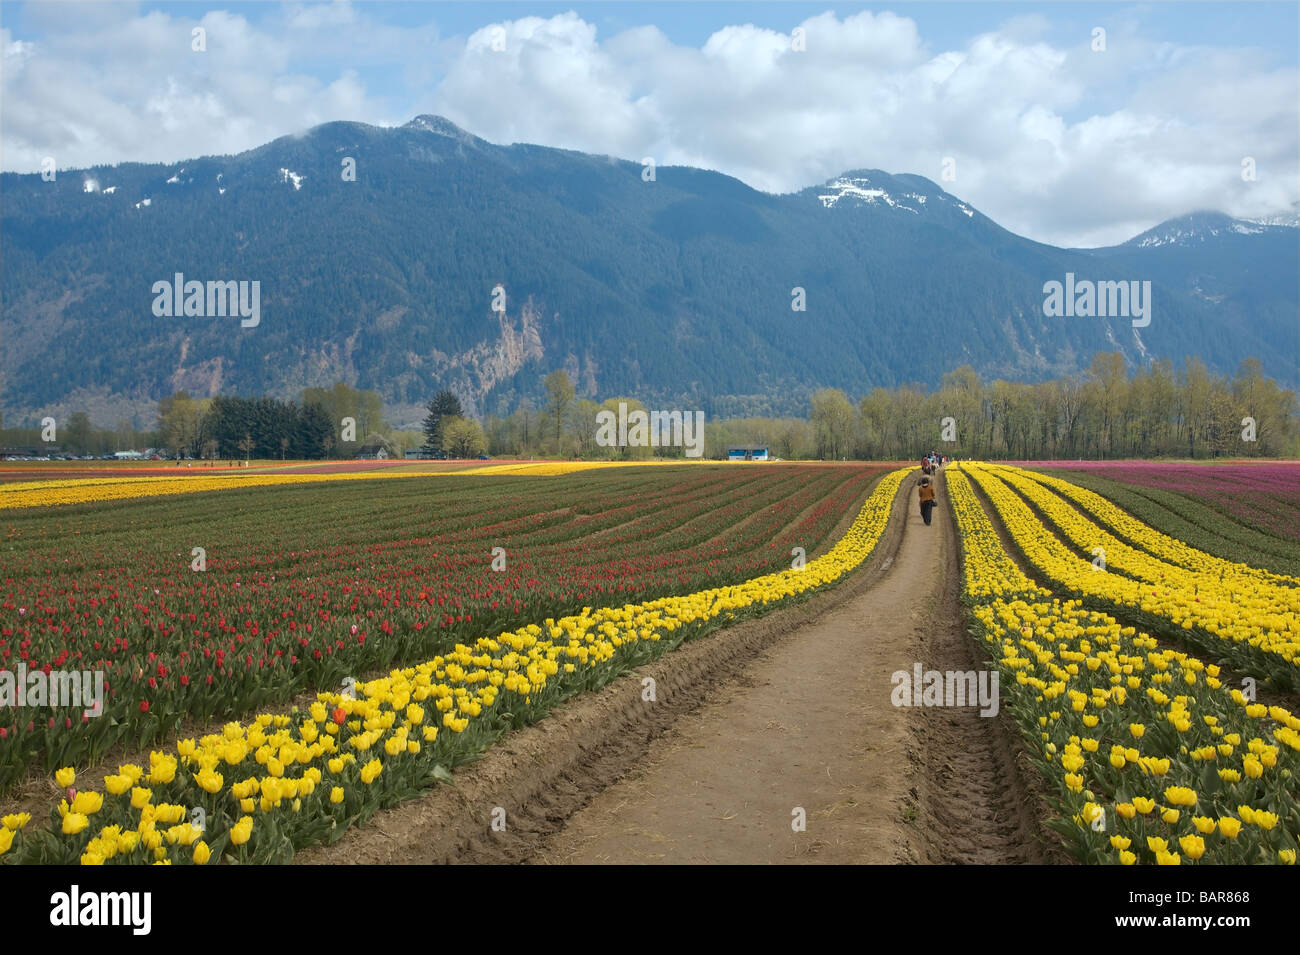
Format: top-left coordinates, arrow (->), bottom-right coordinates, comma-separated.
0,471 -> 431,510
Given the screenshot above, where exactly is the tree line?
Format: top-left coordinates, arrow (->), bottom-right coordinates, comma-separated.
474,355 -> 1298,460
807,354 -> 1298,460
4,352 -> 1294,461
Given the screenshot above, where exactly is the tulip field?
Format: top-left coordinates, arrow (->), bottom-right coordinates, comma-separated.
0,462 -> 902,863
1031,462 -> 1300,578
2,457 -> 1299,866
954,463 -> 1300,865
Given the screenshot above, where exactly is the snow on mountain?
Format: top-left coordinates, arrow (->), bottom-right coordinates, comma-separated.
818,176 -> 923,213
1127,211 -> 1298,248
278,167 -> 304,190
1245,213 -> 1300,228
403,115 -> 473,139
815,173 -> 975,218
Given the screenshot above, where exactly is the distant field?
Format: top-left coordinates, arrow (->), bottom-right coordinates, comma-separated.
1025,460 -> 1300,541
0,458 -> 493,485
0,458 -> 760,508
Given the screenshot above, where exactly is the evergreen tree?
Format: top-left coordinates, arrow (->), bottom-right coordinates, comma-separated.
423,390 -> 464,450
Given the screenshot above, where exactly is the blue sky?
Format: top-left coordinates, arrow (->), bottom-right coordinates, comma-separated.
65,2 -> 1300,58
3,1 -> 1297,245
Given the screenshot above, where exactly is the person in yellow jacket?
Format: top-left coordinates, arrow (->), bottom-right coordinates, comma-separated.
918,476 -> 937,525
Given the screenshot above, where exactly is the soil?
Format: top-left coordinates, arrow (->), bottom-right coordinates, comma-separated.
296,470 -> 1049,865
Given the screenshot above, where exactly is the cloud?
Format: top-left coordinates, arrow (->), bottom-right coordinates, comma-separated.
2,5 -> 1295,247
426,10 -> 1296,246
0,2 -> 423,173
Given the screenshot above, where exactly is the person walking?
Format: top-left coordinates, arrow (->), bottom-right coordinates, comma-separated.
918,476 -> 937,526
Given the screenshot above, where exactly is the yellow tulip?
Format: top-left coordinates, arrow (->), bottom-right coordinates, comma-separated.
229,817 -> 253,846
146,755 -> 177,785
195,768 -> 223,795
192,841 -> 211,865
55,767 -> 76,788
62,812 -> 89,835
116,831 -> 140,854
70,791 -> 103,815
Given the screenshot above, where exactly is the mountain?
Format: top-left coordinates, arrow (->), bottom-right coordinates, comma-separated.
2,116 -> 1296,426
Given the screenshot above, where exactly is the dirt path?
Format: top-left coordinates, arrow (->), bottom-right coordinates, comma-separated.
297,470 -> 1048,865
530,469 -> 1043,864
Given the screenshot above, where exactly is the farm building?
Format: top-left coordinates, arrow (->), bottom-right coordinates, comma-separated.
727,447 -> 769,461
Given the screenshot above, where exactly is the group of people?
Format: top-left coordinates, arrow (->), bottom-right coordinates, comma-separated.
919,450 -> 948,475
917,451 -> 947,526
